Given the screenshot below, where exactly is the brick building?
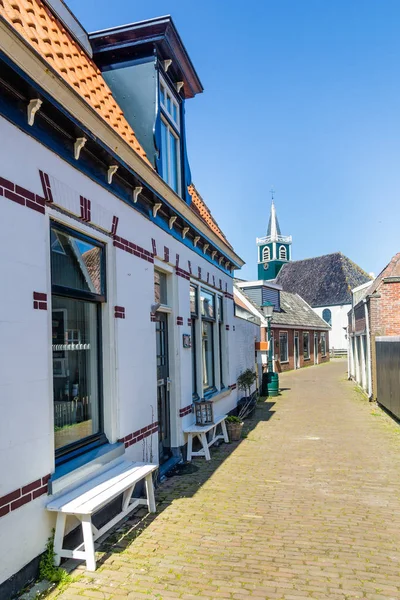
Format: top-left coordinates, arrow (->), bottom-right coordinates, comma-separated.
234,282 -> 330,374
348,252 -> 400,399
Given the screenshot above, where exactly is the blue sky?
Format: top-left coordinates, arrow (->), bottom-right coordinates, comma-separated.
67,0 -> 400,280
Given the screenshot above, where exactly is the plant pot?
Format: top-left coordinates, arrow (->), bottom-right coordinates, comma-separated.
226,421 -> 244,442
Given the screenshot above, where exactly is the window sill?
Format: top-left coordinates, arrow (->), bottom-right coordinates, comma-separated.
49,442 -> 125,496
204,387 -> 231,402
280,360 -> 289,364
304,357 -> 310,361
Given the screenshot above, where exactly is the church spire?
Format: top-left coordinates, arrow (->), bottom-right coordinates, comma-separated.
256,192 -> 292,280
267,201 -> 282,240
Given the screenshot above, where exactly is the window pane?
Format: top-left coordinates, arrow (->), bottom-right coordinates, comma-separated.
173,103 -> 177,123
219,322 -> 224,387
160,120 -> 168,184
201,289 -> 215,319
218,296 -> 223,322
191,320 -> 197,396
160,85 -> 165,106
303,332 -> 309,359
167,94 -> 171,114
169,130 -> 179,193
52,296 -> 100,451
279,333 -> 288,362
51,227 -> 104,295
202,320 -> 214,389
322,309 -> 332,326
190,285 -> 198,315
154,270 -> 167,305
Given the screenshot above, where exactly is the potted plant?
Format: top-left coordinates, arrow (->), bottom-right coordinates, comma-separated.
236,368 -> 258,419
225,415 -> 244,441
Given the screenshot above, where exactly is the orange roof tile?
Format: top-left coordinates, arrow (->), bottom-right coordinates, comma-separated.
0,0 -> 150,164
188,184 -> 232,248
1,1 -> 234,251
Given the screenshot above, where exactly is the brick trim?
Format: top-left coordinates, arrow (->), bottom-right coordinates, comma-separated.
229,383 -> 237,390
119,422 -> 158,449
33,292 -> 47,310
151,238 -> 157,257
113,236 -> 154,263
115,306 -> 126,319
179,404 -> 193,417
150,312 -> 158,322
176,267 -> 190,281
176,316 -> 184,326
39,170 -> 53,203
164,246 -> 170,262
187,318 -> 192,326
111,215 -> 119,236
0,473 -> 50,519
80,196 -> 91,222
224,291 -> 234,300
198,267 -> 202,280
188,261 -> 192,274
225,324 -> 230,331
1,175 -> 46,215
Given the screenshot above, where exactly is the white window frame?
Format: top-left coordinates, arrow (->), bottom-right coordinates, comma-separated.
303,331 -> 310,360
279,331 -> 289,363
160,75 -> 180,131
262,246 -> 270,261
192,282 -> 226,397
279,245 -> 287,260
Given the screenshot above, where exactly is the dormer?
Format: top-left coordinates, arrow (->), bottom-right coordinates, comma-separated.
89,16 -> 203,204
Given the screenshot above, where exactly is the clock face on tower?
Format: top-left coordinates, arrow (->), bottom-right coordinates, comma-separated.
263,263 -> 269,270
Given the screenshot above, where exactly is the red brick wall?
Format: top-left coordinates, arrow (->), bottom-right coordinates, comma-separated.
272,328 -> 329,372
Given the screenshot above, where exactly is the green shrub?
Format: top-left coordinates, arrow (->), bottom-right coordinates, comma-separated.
226,415 -> 242,424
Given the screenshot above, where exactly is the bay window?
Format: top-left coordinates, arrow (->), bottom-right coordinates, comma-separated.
50,223 -> 106,459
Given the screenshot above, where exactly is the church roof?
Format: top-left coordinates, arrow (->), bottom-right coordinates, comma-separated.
275,252 -> 372,307
272,291 -> 330,330
266,202 -> 282,238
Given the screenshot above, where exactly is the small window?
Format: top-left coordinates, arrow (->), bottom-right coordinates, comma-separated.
322,308 -> 332,326
303,332 -> 310,359
321,332 -> 327,356
154,270 -> 168,305
262,246 -> 270,261
279,245 -> 287,260
200,289 -> 215,319
160,78 -> 180,130
279,332 -> 288,362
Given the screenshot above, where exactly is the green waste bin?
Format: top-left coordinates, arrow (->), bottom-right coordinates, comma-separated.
267,371 -> 279,397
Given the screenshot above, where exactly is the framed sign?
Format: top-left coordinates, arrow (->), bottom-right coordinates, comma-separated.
182,334 -> 191,348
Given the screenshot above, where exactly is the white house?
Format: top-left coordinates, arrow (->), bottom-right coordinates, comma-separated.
0,2 -> 251,595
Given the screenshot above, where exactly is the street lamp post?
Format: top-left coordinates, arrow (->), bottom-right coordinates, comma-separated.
262,301 -> 279,397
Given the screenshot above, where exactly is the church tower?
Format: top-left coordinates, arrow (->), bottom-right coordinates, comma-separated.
256,199 -> 292,280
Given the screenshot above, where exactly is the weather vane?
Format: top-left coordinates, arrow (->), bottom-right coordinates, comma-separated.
270,187 -> 275,201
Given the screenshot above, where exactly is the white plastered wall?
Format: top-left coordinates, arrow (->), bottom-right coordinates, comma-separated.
0,115 -> 241,583
313,304 -> 350,351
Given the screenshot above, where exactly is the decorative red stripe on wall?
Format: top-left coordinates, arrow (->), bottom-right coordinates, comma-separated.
176,267 -> 190,281
39,170 -> 53,203
80,196 -> 91,222
0,474 -> 50,519
119,422 -> 159,449
176,316 -> 184,326
111,215 -> 119,236
164,246 -> 170,262
113,235 -> 154,263
33,292 -> 47,310
179,405 -> 193,417
115,306 -> 126,319
1,176 -> 46,215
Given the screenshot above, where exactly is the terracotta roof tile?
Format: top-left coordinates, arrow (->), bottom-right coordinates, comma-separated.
188,184 -> 231,248
0,0 -> 150,163
1,1 -> 235,250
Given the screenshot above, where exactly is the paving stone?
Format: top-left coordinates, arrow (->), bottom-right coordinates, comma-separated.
46,361 -> 400,600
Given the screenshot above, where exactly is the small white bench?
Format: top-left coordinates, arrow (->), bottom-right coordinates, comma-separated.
184,414 -> 229,461
47,460 -> 157,571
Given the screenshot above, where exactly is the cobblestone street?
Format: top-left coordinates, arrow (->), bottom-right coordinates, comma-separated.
51,360 -> 400,600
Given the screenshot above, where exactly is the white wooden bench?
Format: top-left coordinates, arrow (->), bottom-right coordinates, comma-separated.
46,460 -> 157,571
184,414 -> 229,461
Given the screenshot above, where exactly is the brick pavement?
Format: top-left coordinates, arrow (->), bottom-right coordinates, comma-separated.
49,360 -> 400,600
